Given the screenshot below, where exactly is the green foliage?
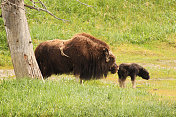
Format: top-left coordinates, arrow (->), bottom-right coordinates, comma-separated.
24,0 -> 176,45
0,18 -> 11,67
0,78 -> 176,116
0,0 -> 175,56
0,19 -> 8,51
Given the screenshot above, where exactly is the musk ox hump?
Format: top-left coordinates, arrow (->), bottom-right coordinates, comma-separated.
74,33 -> 109,49
68,34 -> 111,62
48,39 -> 69,58
62,35 -> 112,80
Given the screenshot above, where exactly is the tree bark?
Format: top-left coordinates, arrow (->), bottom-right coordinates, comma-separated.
1,0 -> 43,80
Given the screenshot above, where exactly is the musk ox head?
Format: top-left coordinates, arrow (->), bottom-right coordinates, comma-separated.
35,33 -> 118,80
138,68 -> 150,80
103,51 -> 118,78
109,51 -> 118,72
109,63 -> 118,74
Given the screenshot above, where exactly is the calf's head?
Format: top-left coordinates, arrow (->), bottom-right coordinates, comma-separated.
138,68 -> 150,80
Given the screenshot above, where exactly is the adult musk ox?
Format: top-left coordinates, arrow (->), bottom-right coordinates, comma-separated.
35,33 -> 118,82
118,63 -> 150,88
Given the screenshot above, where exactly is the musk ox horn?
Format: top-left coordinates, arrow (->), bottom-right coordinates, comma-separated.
60,46 -> 69,58
103,48 -> 110,62
106,57 -> 110,62
59,42 -> 69,58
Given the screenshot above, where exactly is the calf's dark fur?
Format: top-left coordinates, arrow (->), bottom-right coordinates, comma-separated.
118,63 -> 150,88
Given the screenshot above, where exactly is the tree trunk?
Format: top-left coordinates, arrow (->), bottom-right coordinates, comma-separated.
1,0 -> 43,80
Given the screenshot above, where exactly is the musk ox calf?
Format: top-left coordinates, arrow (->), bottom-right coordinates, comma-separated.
35,33 -> 118,83
118,63 -> 150,88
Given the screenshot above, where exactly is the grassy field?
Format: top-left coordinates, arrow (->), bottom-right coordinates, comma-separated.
0,0 -> 176,116
0,78 -> 176,116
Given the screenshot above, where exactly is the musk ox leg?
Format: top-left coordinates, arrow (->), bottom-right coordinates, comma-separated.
76,78 -> 83,84
118,79 -> 123,88
75,75 -> 83,84
118,77 -> 126,88
131,75 -> 136,88
122,78 -> 126,88
75,77 -> 79,82
75,77 -> 83,84
132,80 -> 136,89
75,78 -> 83,84
80,79 -> 83,84
118,71 -> 126,88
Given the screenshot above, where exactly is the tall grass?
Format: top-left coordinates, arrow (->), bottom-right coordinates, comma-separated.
25,0 -> 176,45
0,0 -> 176,56
1,0 -> 175,44
0,78 -> 175,116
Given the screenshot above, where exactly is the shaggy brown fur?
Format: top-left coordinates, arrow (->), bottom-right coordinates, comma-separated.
35,33 -> 118,81
118,63 -> 150,88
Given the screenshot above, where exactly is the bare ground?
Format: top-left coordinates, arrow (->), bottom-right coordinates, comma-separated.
0,69 -> 15,80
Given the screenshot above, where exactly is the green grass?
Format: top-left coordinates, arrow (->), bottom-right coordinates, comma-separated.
0,78 -> 176,116
1,0 -> 176,62
28,0 -> 175,44
0,0 -> 176,78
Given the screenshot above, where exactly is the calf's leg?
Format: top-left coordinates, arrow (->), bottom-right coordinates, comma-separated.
131,75 -> 136,88
118,77 -> 126,88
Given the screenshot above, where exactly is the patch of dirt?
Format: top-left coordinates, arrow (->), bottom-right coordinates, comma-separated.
139,60 -> 176,70
0,69 -> 15,80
